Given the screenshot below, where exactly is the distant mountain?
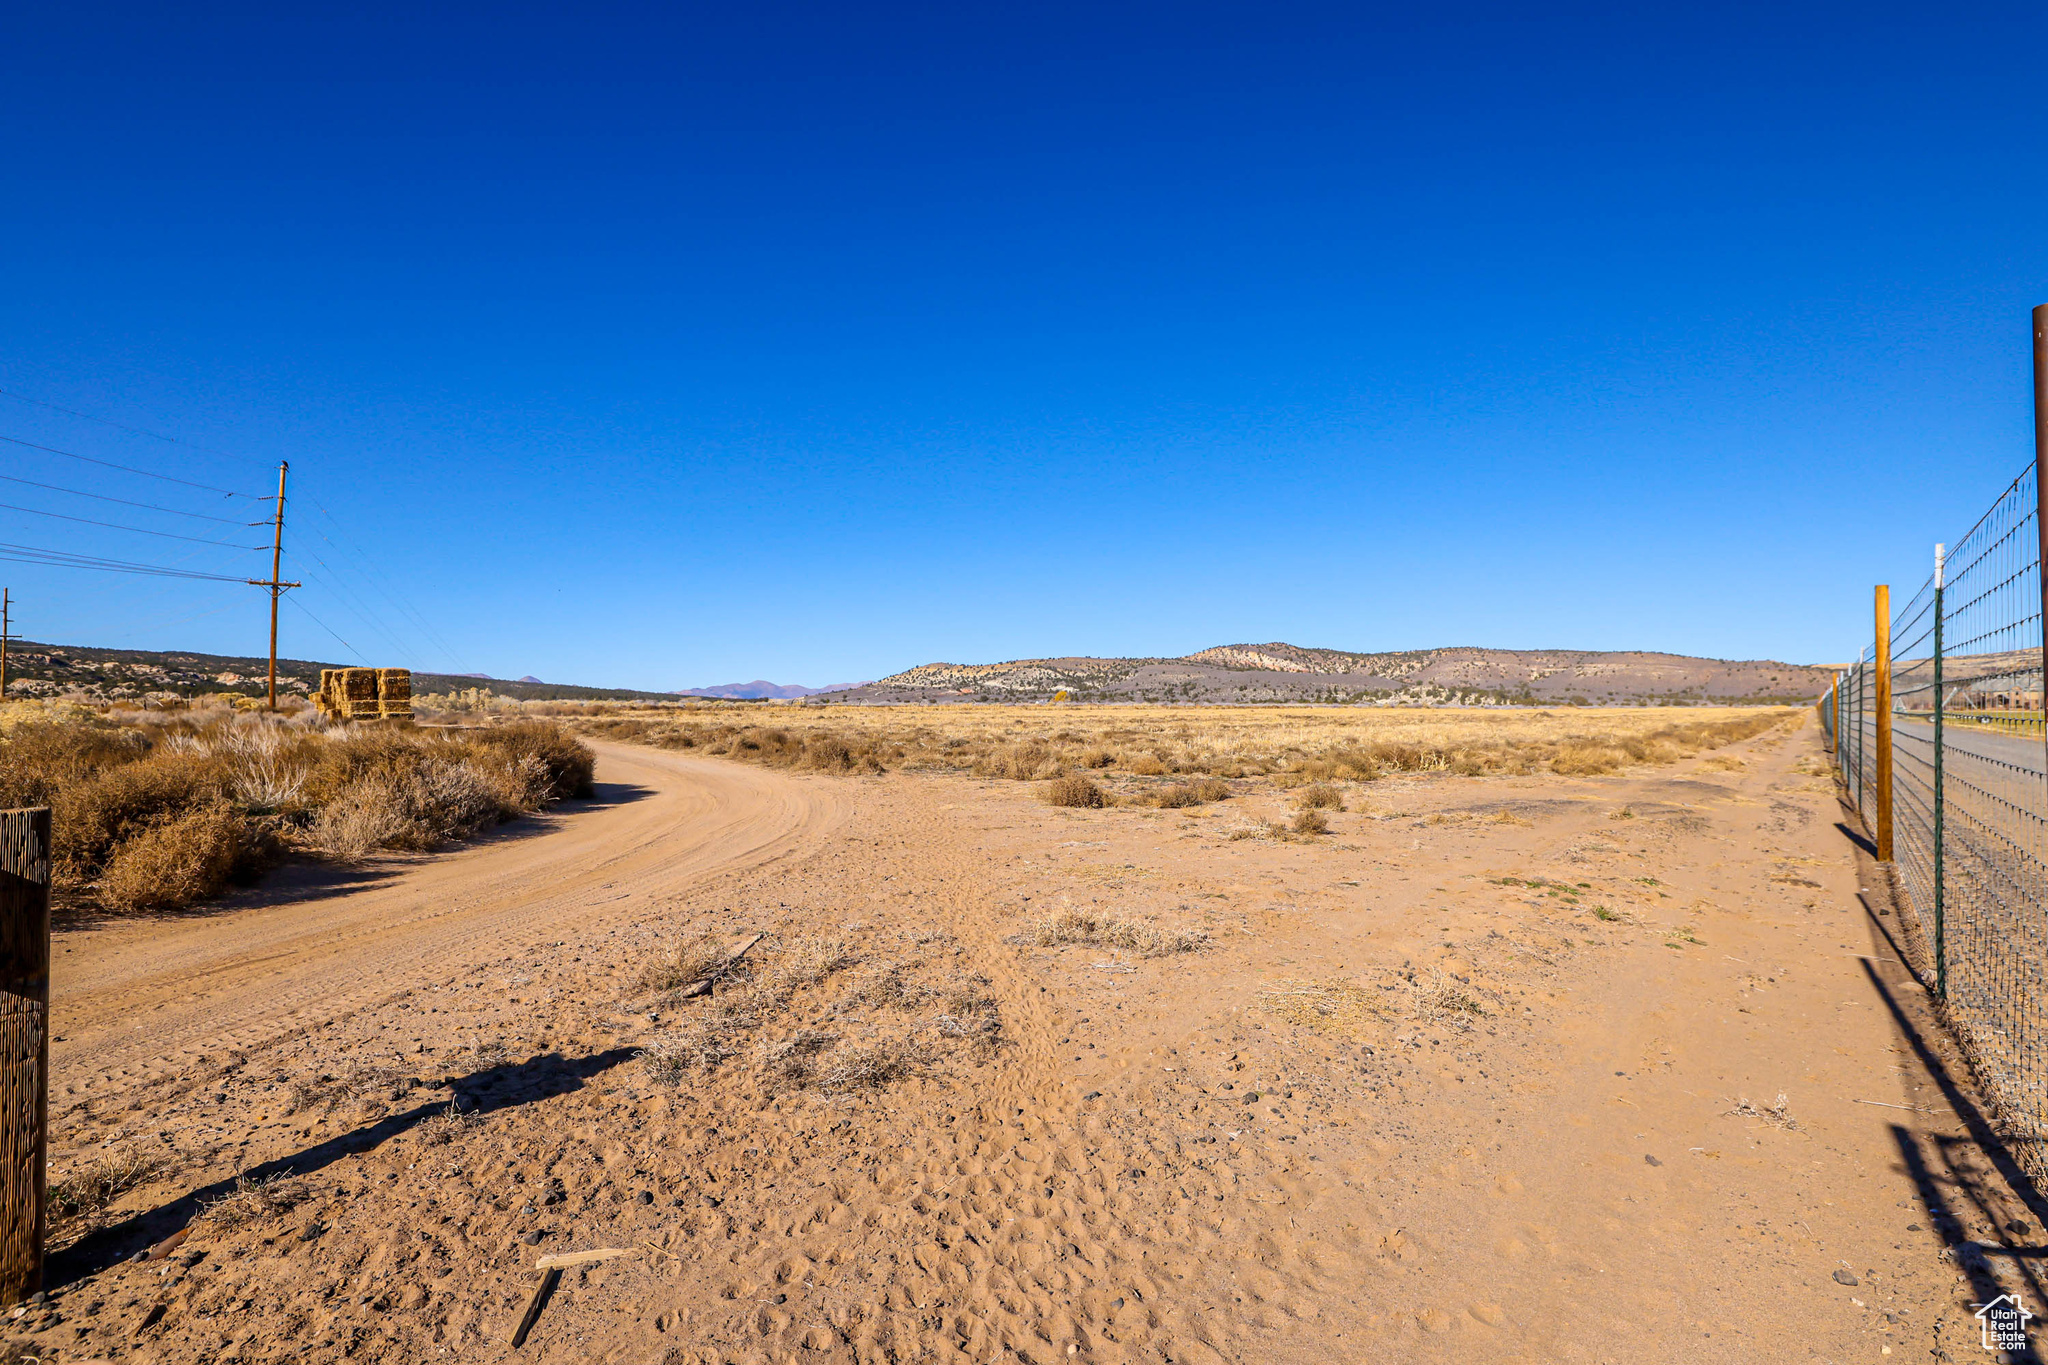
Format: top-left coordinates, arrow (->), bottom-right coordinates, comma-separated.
517,675 -> 544,683
677,680 -> 869,700
814,643 -> 1830,706
0,642 -> 681,704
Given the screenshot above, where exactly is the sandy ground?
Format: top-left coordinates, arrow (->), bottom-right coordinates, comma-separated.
11,717 -> 2037,1364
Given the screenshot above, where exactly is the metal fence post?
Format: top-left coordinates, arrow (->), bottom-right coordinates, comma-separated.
1846,665 -> 1856,785
0,809 -> 48,1305
1932,545 -> 1947,997
1854,651 -> 1865,813
1834,385 -> 2046,1186
1845,665 -> 1854,791
2033,303 -> 2047,773
1835,675 -> 1851,769
1875,585 -> 1894,861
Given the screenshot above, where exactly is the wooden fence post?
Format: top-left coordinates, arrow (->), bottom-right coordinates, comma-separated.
1874,586 -> 1894,862
0,809 -> 48,1305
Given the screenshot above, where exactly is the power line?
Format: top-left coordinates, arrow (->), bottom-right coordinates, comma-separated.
87,543 -> 246,636
252,461 -> 298,708
0,470 -> 253,524
285,593 -> 366,663
0,499 -> 266,548
35,534 -> 254,628
0,540 -> 252,582
0,394 -> 464,677
97,596 -> 245,644
303,489 -> 468,670
285,489 -> 441,668
0,432 -> 262,498
288,555 -> 425,669
0,387 -> 246,462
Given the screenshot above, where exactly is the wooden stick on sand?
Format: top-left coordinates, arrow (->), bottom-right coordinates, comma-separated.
675,932 -> 764,1000
511,1248 -> 635,1347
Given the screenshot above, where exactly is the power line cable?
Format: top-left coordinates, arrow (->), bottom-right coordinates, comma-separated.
284,490 -> 448,667
0,393 -> 466,671
0,545 -> 243,581
302,488 -> 468,670
0,470 -> 252,524
0,499 -> 266,548
0,387 -> 247,462
92,575 -> 233,640
0,432 -> 262,498
287,556 -> 424,669
70,538 -> 238,629
285,594 -> 367,664
98,598 -> 245,644
0,540 -> 252,582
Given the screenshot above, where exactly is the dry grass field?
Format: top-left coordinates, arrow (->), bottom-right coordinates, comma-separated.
567,701 -> 1795,784
17,698 -> 2031,1365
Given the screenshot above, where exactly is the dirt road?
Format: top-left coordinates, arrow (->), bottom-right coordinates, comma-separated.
51,742 -> 851,1131
22,723 -> 2038,1364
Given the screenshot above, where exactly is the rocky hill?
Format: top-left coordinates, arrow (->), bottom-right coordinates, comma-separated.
815,643 -> 1831,707
678,680 -> 868,700
0,641 -> 678,705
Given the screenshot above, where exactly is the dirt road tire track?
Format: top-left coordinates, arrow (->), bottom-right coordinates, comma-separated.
21,721 -> 2015,1365
53,742 -> 851,1108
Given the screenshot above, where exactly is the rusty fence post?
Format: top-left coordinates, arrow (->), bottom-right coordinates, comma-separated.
0,809 -> 48,1305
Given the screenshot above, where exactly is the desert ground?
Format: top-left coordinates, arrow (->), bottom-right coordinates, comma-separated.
10,706 -> 2029,1364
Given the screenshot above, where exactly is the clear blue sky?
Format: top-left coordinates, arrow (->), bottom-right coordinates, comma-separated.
2,2 -> 2042,688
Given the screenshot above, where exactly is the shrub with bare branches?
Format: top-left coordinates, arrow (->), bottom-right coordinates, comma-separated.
0,708 -> 597,911
1043,775 -> 1105,808
1154,777 -> 1230,808
1026,906 -> 1208,957
96,801 -> 243,913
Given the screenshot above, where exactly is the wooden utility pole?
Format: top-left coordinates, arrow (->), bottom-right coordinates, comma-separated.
0,590 -> 11,701
0,807 -> 48,1306
1874,584 -> 1894,862
247,462 -> 300,712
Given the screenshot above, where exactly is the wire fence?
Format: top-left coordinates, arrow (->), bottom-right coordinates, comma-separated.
1822,459 -> 2047,1179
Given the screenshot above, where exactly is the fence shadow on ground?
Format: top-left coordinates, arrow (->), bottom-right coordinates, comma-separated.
1891,1125 -> 2046,1364
48,1043 -> 642,1289
1861,951 -> 2048,1361
1835,816 -> 1878,860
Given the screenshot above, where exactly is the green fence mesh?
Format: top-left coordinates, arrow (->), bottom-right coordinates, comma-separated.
1823,460 -> 2046,1177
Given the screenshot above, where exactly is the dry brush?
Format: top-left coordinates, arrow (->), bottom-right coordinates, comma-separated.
0,701 -> 595,915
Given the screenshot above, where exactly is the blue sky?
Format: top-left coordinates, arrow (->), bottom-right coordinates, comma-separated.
1,2 -> 2042,688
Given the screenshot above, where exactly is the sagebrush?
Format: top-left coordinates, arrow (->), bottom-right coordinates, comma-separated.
569,702 -> 1794,787
0,702 -> 595,914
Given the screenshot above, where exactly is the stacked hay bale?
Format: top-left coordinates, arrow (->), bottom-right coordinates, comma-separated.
315,669 -> 342,720
341,668 -> 382,720
376,668 -> 413,721
313,666 -> 414,723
